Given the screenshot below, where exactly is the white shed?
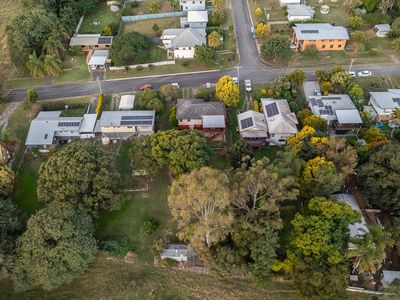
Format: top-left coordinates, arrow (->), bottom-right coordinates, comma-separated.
119,95 -> 135,110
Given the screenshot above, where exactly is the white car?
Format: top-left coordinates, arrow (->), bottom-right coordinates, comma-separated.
170,82 -> 180,88
231,77 -> 239,84
348,71 -> 356,77
314,89 -> 322,96
357,70 -> 372,77
245,79 -> 252,92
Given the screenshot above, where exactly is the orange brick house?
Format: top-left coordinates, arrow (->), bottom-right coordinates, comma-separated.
291,23 -> 349,51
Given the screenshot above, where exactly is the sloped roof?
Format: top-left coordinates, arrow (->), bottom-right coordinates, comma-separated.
203,115 -> 225,128
99,111 -> 155,127
287,4 -> 314,17
237,110 -> 269,138
161,29 -> 184,37
176,99 -> 225,119
374,24 -> 390,32
370,89 -> 400,109
335,109 -> 362,124
119,95 -> 135,110
79,114 -> 97,133
293,23 -> 349,40
171,28 -> 206,48
88,50 -> 109,66
261,98 -> 298,134
187,10 -> 208,23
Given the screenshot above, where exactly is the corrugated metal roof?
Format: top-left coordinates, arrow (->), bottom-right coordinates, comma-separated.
261,98 -> 298,134
88,50 -> 109,66
99,110 -> 155,127
203,115 -> 225,128
176,99 -> 225,119
335,109 -> 362,124
119,95 -> 135,110
287,4 -> 314,16
171,28 -> 206,48
294,23 -> 349,40
187,10 -> 208,22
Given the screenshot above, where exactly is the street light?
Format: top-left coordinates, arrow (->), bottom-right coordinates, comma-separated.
97,77 -> 103,94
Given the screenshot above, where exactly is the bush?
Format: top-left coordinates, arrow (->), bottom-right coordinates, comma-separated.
303,44 -> 318,56
27,88 -> 38,103
253,92 -> 262,101
348,16 -> 363,29
160,258 -> 178,268
195,88 -> 212,100
130,1 -> 138,8
142,216 -> 160,236
169,105 -> 177,128
148,64 -> 155,69
182,61 -> 190,67
253,100 -> 260,112
136,65 -> 144,71
98,236 -> 136,257
108,22 -> 120,35
392,38 -> 400,52
121,7 -> 131,16
95,94 -> 104,115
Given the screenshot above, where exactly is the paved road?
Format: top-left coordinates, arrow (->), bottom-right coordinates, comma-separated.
5,0 -> 400,102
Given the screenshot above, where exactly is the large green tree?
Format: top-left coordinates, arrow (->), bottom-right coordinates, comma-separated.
228,140 -> 253,169
109,32 -> 150,66
12,203 -> 96,291
261,34 -> 290,62
37,141 -> 121,216
358,143 -> 400,211
168,167 -> 232,253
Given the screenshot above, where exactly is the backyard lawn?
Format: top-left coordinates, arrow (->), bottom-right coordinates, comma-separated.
54,55 -> 91,84
79,3 -> 121,34
309,0 -> 350,27
124,0 -> 175,16
248,0 -> 286,24
123,17 -> 180,36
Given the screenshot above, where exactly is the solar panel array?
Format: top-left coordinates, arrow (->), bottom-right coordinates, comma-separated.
300,30 -> 319,34
322,96 -> 342,100
58,121 -> 80,127
98,37 -> 112,44
310,99 -> 324,107
120,115 -> 153,126
319,109 -> 334,115
265,102 -> 279,117
240,117 -> 253,129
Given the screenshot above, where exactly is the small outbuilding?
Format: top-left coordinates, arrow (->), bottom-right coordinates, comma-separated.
374,24 -> 391,38
287,5 -> 315,22
88,50 -> 109,70
119,95 -> 135,110
160,244 -> 194,262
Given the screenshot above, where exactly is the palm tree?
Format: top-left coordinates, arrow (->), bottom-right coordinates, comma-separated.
26,52 -> 45,77
44,34 -> 66,58
43,55 -> 62,76
348,226 -> 393,274
390,107 -> 400,137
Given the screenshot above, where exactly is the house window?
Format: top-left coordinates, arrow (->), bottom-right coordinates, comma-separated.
338,44 -> 342,48
193,1 -> 195,3
322,45 -> 326,49
44,134 -> 48,139
188,119 -> 191,122
127,126 -> 132,128
179,119 -> 183,122
330,45 -> 334,48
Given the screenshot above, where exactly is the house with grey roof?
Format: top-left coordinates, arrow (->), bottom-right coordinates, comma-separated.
99,111 -> 155,140
69,34 -> 113,51
25,111 -> 97,151
287,5 -> 315,22
180,0 -> 205,11
161,28 -> 206,59
88,50 -> 109,70
308,94 -> 362,132
291,23 -> 349,51
369,89 -> 400,121
237,110 -> 269,147
176,99 -> 226,140
374,24 -> 391,38
261,98 -> 298,146
180,10 -> 209,29
160,244 -> 195,262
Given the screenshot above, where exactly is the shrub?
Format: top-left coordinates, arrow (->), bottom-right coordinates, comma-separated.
261,89 -> 267,95
27,88 -> 38,103
121,7 -> 131,16
148,64 -> 155,69
95,94 -> 104,115
303,44 -> 318,56
98,236 -> 136,257
253,92 -> 262,101
142,216 -> 160,236
130,1 -> 138,8
253,100 -> 259,112
136,65 -> 144,71
169,106 -> 177,128
160,258 -> 178,268
392,38 -> 400,52
363,128 -> 388,144
108,22 -> 120,35
182,61 -> 190,67
321,81 -> 333,93
348,16 -> 363,29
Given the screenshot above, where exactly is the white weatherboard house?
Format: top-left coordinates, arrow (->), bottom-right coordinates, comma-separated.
180,10 -> 208,29
180,0 -> 205,11
374,24 -> 391,38
25,111 -> 97,150
369,89 -> 400,121
237,110 -> 269,147
160,244 -> 195,262
308,94 -> 362,132
99,110 -> 155,139
332,194 -> 369,250
287,5 -> 315,21
119,94 -> 135,110
261,98 -> 298,146
279,0 -> 301,7
161,28 -> 206,59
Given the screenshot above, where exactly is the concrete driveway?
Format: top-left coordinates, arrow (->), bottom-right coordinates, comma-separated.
303,81 -> 320,99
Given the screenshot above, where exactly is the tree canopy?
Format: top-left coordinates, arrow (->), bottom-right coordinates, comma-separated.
215,75 -> 239,107
261,34 -> 290,62
37,141 -> 121,216
0,163 -> 15,198
109,32 -> 150,66
358,143 -> 400,211
12,203 -> 96,291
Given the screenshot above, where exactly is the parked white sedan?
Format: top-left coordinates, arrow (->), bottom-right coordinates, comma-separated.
232,77 -> 239,84
357,70 -> 372,77
348,71 -> 356,77
245,79 -> 252,92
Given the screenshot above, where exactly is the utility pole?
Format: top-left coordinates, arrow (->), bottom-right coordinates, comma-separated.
349,59 -> 355,72
97,77 -> 103,94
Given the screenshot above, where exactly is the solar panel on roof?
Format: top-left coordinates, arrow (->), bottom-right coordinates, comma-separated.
323,97 -> 341,100
58,121 -> 80,127
121,115 -> 153,120
325,105 -> 332,109
98,37 -> 112,44
300,30 -> 319,34
317,99 -> 324,107
240,117 -> 253,129
120,120 -> 153,125
266,102 -> 279,117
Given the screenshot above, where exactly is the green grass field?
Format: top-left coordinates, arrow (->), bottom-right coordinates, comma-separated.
79,3 -> 121,34
54,55 -> 91,84
123,17 -> 180,36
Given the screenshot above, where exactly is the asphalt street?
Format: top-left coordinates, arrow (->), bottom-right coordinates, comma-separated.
5,0 -> 400,102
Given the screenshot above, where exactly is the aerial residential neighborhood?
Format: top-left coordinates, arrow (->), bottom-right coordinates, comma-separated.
2,0 -> 400,299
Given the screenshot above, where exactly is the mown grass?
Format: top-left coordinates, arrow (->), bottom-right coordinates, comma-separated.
54,55 -> 91,84
123,17 -> 180,36
79,3 -> 121,34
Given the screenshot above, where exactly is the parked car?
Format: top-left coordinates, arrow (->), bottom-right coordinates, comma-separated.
245,79 -> 252,92
232,77 -> 239,84
171,82 -> 180,88
348,71 -> 356,77
139,83 -> 152,91
250,27 -> 256,39
357,70 -> 372,77
314,89 -> 322,96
